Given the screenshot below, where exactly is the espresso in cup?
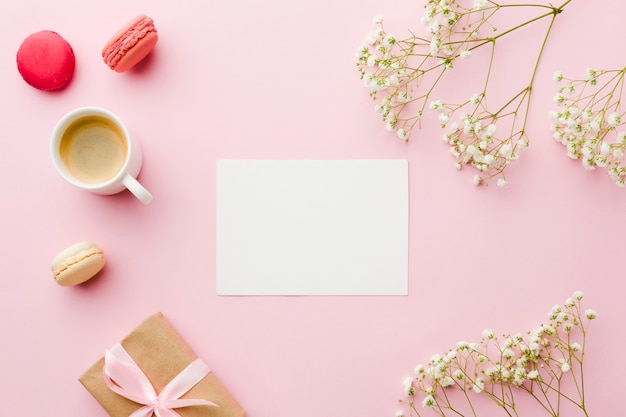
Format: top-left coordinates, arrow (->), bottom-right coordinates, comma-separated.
51,107 -> 153,204
59,115 -> 128,184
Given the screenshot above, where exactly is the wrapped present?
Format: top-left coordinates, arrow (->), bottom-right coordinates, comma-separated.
79,312 -> 246,417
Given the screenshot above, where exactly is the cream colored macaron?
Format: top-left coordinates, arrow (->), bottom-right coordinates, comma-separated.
51,241 -> 105,286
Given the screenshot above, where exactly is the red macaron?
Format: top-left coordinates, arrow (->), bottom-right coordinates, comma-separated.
16,30 -> 75,91
102,15 -> 158,72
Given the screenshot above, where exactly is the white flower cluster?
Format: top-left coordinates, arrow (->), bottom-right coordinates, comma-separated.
357,1 -> 572,187
434,94 -> 530,187
355,2 -> 493,144
355,16 -> 424,141
397,291 -> 596,417
550,68 -> 626,186
421,0 -> 488,67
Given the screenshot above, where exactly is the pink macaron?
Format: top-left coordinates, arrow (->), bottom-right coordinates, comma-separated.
16,30 -> 75,90
102,15 -> 158,72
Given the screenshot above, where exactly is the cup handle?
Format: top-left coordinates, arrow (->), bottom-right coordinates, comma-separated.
122,174 -> 153,204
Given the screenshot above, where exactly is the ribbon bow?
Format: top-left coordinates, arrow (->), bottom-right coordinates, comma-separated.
103,343 -> 219,417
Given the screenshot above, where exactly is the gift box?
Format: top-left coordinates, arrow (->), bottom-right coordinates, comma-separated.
79,312 -> 246,417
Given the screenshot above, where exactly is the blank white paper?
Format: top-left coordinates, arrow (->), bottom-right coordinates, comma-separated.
216,160 -> 408,295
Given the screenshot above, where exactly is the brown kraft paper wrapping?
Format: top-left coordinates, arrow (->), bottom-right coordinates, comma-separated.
79,312 -> 246,417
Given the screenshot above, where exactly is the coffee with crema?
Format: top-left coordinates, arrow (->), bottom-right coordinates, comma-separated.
59,116 -> 127,184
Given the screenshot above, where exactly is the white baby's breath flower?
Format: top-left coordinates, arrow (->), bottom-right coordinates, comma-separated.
422,395 -> 435,407
585,309 -> 598,319
397,128 -> 408,140
414,364 -> 425,375
497,178 -> 508,187
608,112 -> 621,127
441,376 -> 455,387
584,67 -> 597,81
562,83 -> 576,95
473,378 -> 485,393
430,100 -> 445,112
430,37 -> 441,55
600,141 -> 611,155
481,151 -> 493,162
403,376 -> 414,396
366,28 -> 383,45
553,71 -> 563,82
373,14 -> 384,24
513,367 -> 526,384
499,143 -> 513,156
384,34 -> 397,47
518,137 -> 529,150
421,6 -> 435,25
473,0 -> 487,10
502,348 -> 515,359
444,350 -> 457,362
355,46 -> 367,61
429,20 -> 441,36
482,329 -> 495,339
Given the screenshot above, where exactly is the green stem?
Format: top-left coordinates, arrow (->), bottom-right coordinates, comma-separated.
466,0 -> 571,51
515,2 -> 561,135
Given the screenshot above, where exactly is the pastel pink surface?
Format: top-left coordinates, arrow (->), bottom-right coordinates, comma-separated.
16,30 -> 75,90
1,1 -> 625,417
102,15 -> 158,72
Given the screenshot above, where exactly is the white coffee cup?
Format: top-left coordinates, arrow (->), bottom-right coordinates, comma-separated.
50,107 -> 152,204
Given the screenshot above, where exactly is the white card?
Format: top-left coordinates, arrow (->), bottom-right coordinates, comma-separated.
216,160 -> 408,295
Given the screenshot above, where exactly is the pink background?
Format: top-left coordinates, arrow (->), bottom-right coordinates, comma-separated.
0,1 -> 624,416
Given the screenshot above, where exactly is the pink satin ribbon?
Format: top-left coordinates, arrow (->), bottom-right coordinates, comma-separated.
103,343 -> 219,417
